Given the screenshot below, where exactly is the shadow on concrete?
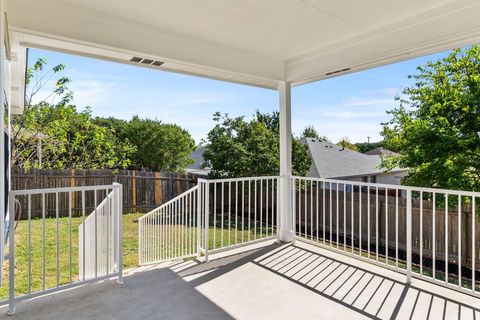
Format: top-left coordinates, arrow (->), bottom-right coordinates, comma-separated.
8,267 -> 234,320
8,241 -> 480,320
179,243 -> 480,320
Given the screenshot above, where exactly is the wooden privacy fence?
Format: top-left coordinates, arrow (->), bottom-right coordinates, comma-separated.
11,168 -> 204,218
294,184 -> 480,271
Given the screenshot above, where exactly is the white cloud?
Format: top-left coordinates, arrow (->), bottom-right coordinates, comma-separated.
313,110 -> 387,119
380,87 -> 399,95
71,80 -> 115,107
346,97 -> 393,107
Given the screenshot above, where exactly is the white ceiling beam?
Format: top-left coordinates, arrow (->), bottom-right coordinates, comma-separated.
286,0 -> 480,85
7,0 -> 480,89
9,0 -> 284,88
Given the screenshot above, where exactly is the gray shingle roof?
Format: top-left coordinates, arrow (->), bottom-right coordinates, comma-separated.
365,147 -> 400,157
187,147 -> 211,175
302,138 -> 401,179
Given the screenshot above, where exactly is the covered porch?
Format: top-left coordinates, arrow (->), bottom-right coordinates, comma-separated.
1,0 -> 480,318
8,240 -> 480,320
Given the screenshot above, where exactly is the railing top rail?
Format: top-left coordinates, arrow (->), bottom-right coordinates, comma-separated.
200,175 -> 280,183
292,176 -> 480,197
10,184 -> 121,196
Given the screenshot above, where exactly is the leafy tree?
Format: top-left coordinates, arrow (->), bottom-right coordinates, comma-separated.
119,116 -> 195,172
93,117 -> 128,137
301,125 -> 329,141
337,137 -> 358,151
382,45 -> 480,191
203,111 -> 311,178
355,141 -> 385,153
12,58 -> 134,170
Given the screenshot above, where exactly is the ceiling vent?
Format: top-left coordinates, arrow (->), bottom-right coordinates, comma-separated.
129,56 -> 164,67
141,58 -> 154,65
325,68 -> 351,76
130,56 -> 142,63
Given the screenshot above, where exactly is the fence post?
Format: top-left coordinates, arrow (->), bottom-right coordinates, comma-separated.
406,189 -> 412,284
132,171 -> 137,212
204,181 -> 210,262
114,183 -> 124,285
8,193 -> 15,315
177,174 -> 181,195
155,172 -> 163,206
70,169 -> 76,213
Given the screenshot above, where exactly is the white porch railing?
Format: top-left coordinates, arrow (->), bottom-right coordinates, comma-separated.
79,189 -> 118,280
139,176 -> 279,265
139,175 -> 479,298
292,176 -> 480,298
201,176 -> 279,257
138,185 -> 200,265
4,184 -> 123,315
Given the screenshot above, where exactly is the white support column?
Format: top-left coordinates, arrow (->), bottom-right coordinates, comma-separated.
0,0 -> 6,291
278,81 -> 294,242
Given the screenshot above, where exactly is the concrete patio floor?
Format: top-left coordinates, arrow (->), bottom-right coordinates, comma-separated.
4,240 -> 480,320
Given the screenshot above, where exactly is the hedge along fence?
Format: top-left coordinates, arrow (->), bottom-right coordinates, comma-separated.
11,168 -> 204,219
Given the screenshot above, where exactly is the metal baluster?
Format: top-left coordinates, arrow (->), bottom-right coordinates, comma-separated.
42,193 -> 46,290
222,182 -> 225,248
94,190 -> 98,278
458,194 -> 462,288
304,179 -> 307,239
420,191 -> 423,275
359,186 -> 362,257
242,181 -> 245,242
323,181 -> 326,245
82,190 -> 86,281
396,189 -> 399,268
28,194 -> 31,294
445,194 -> 449,284
329,182 -> 332,246
272,179 -> 275,236
248,181 -> 251,242
344,184 -> 347,251
259,180 -> 262,238
236,181 -> 239,243
376,186 -> 379,262
213,182 -> 217,250
351,185 -> 354,254
316,181 -> 319,242
407,190 -> 412,283
255,180 -> 257,240
472,196 -> 476,293
336,183 -> 339,248
433,192 -> 436,279
266,179 -> 269,237
55,193 -> 59,286
367,186 -> 370,259
385,188 -> 388,266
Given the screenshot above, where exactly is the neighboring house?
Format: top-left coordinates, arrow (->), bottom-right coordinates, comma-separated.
302,138 -> 405,185
186,147 -> 211,176
364,147 -> 400,157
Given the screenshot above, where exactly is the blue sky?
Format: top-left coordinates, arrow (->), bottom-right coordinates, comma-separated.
28,48 -> 452,144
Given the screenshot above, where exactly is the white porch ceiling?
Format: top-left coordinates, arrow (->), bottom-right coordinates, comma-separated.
7,0 -> 480,89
